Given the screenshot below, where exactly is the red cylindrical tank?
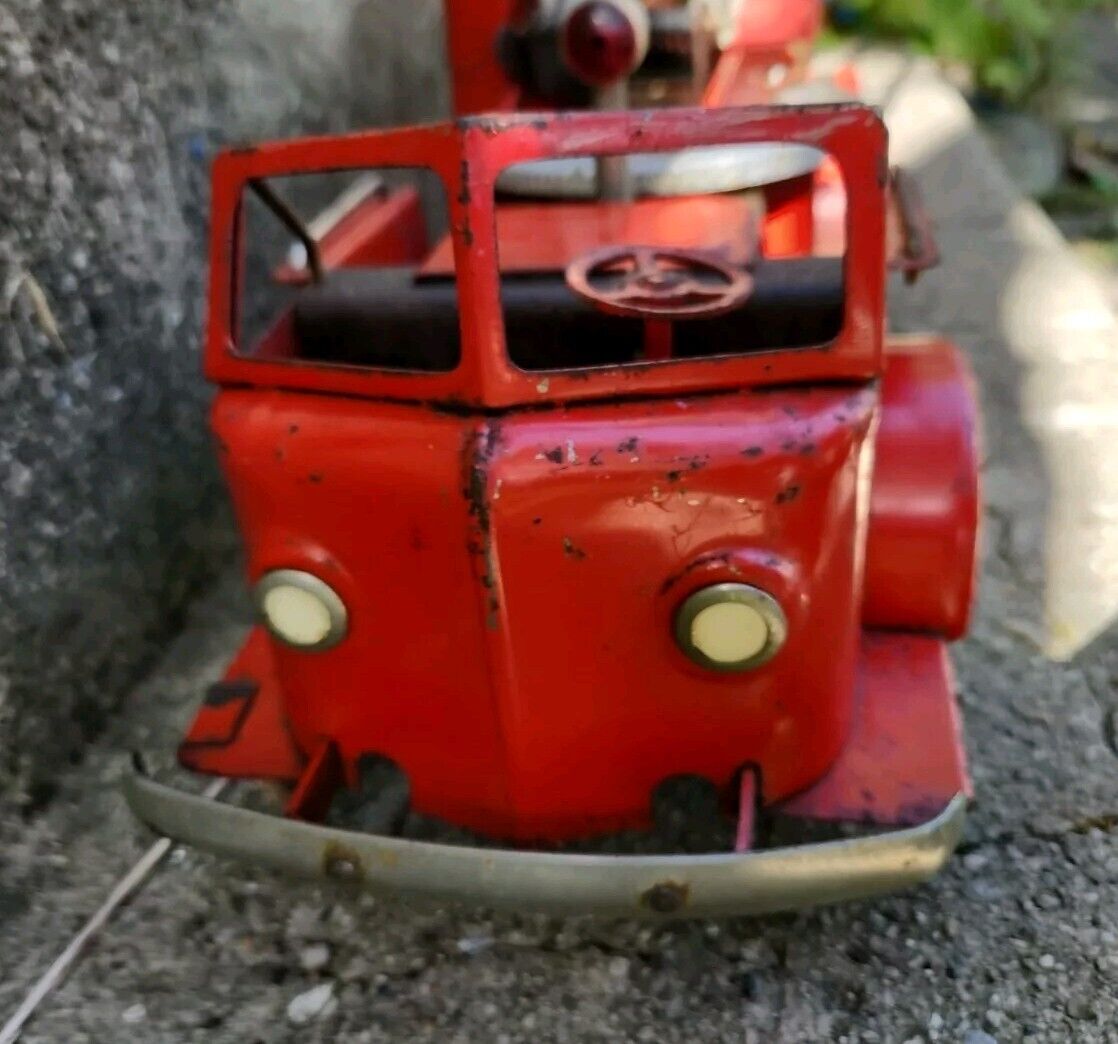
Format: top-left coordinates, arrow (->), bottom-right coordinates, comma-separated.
864,338 -> 981,639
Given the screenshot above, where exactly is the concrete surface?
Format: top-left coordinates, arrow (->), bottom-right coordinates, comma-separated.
0,0 -> 445,808
3,49 -> 1118,1044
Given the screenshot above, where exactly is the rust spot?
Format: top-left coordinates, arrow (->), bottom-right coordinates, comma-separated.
323,842 -> 363,882
563,537 -> 587,560
462,422 -> 504,626
775,484 -> 801,505
288,423 -> 300,435
659,551 -> 732,596
308,472 -> 323,484
274,447 -> 285,461
410,527 -> 428,551
642,881 -> 689,914
532,517 -> 543,525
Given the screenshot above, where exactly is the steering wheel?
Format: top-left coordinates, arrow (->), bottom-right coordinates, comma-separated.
565,245 -> 753,320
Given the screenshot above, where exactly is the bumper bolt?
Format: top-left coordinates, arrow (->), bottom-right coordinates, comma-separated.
642,881 -> 688,914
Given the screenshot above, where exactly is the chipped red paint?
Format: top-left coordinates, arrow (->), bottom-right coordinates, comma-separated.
777,632 -> 972,827
181,92 -> 977,842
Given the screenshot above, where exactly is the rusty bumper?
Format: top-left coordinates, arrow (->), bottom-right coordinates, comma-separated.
124,762 -> 965,919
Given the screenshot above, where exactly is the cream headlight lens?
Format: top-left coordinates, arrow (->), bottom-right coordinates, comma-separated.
255,570 -> 348,651
675,583 -> 786,672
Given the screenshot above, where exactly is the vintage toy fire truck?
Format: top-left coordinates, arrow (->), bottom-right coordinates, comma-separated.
126,0 -> 977,917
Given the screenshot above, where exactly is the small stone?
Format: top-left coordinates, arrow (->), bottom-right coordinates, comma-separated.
299,943 -> 331,972
339,956 -> 372,982
1037,953 -> 1056,969
504,929 -> 544,948
963,1032 -> 998,1044
286,983 -> 336,1025
1066,996 -> 1095,1021
121,1004 -> 146,1024
456,935 -> 494,956
608,956 -> 631,979
962,851 -> 989,871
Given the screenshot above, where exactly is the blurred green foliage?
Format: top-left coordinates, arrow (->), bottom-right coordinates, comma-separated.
839,0 -> 1116,101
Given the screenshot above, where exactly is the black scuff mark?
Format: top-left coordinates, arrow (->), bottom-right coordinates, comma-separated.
458,159 -> 471,205
589,450 -> 604,466
775,484 -> 801,505
742,446 -> 763,458
308,472 -> 324,484
659,551 -> 733,596
543,446 -> 564,464
563,537 -> 587,560
617,436 -> 639,453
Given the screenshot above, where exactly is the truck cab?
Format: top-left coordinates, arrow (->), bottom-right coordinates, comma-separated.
127,101 -> 977,915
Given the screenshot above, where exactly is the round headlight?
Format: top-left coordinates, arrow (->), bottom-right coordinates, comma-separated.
254,570 -> 348,651
674,583 -> 786,672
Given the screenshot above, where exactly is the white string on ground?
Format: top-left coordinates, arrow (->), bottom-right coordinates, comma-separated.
0,777 -> 228,1044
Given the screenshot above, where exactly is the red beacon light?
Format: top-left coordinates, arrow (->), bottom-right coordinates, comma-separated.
561,0 -> 650,88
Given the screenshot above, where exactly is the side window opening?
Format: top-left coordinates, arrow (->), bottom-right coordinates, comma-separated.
493,142 -> 846,373
233,167 -> 461,374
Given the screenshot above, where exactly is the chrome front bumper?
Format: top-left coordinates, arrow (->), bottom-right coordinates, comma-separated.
124,763 -> 965,919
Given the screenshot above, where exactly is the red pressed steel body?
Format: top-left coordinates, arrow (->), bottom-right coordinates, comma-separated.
180,104 -> 977,848
214,382 -> 876,839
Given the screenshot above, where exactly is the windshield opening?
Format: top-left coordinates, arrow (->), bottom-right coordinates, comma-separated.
487,141 -> 845,373
232,166 -> 461,374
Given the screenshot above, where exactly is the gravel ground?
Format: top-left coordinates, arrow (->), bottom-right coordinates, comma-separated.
3,47 -> 1118,1044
